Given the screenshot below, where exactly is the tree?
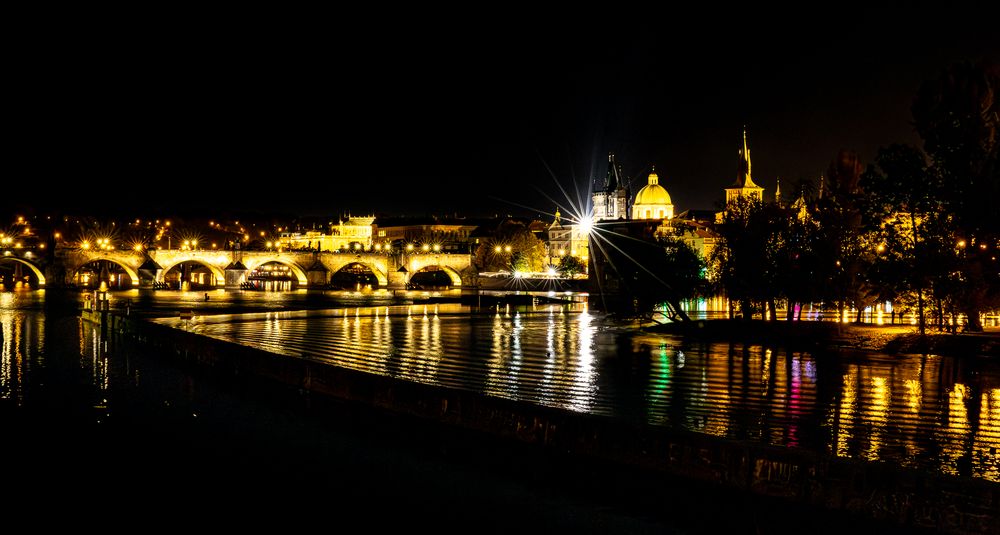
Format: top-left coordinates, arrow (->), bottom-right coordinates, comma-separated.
814,150 -> 874,324
912,61 -> 1000,331
862,144 -> 946,334
473,220 -> 547,272
557,254 -> 585,277
774,207 -> 823,321
710,196 -> 785,320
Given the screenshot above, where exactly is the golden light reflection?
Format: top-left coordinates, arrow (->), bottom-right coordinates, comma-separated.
485,312 -> 510,398
973,389 -> 1000,482
864,375 -> 890,461
941,383 -> 971,476
904,379 -> 921,413
0,311 -> 18,401
768,350 -> 789,444
566,310 -> 596,413
761,348 -> 771,397
836,370 -> 858,457
702,349 -> 731,437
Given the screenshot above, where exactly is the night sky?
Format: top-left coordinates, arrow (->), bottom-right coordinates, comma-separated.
7,8 -> 998,219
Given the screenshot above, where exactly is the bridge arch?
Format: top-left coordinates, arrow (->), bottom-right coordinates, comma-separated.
410,265 -> 462,287
72,259 -> 139,287
159,259 -> 226,287
330,262 -> 388,288
0,257 -> 47,286
243,258 -> 309,286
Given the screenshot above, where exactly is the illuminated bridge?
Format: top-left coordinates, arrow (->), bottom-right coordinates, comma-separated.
1,247 -> 474,289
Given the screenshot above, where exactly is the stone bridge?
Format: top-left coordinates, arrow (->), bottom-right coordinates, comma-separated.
3,247 -> 475,289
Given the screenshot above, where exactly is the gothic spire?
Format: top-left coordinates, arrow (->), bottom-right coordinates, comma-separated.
736,125 -> 760,188
605,152 -> 618,191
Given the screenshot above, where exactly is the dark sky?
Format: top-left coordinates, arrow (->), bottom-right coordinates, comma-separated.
7,7 -> 998,220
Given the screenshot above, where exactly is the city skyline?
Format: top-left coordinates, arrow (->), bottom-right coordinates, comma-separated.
6,8 -> 997,218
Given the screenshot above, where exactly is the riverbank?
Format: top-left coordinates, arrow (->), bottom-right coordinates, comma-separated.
645,319 -> 1000,357
113,313 -> 998,533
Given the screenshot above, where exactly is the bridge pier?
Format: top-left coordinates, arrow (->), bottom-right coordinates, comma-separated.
388,266 -> 408,290
306,260 -> 330,287
224,261 -> 248,290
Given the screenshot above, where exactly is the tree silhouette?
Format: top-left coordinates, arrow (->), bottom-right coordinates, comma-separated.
912,60 -> 1000,331
862,143 -> 946,334
710,196 -> 785,320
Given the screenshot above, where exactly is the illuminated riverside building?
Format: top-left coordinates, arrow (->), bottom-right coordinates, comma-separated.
374,217 -> 480,252
278,216 -> 375,251
546,209 -> 589,267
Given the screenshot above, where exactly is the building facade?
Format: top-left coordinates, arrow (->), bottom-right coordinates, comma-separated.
278,216 -> 375,251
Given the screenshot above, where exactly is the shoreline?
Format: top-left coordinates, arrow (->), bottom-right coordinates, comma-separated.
644,318 -> 1000,357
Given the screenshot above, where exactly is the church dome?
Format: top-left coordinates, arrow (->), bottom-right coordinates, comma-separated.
634,171 -> 672,206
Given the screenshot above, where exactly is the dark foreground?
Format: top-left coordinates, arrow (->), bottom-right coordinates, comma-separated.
4,337 -> 925,535
2,292 -> 991,533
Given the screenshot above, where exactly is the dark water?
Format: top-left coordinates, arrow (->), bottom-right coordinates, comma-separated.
0,290 -> 705,533
2,290 -> 996,532
160,302 -> 1000,483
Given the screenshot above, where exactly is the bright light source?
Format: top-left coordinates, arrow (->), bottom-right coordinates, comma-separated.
578,214 -> 593,236
513,271 -> 523,279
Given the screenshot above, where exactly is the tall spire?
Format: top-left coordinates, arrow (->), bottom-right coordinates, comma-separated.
606,152 -> 618,190
775,177 -> 782,206
743,126 -> 752,179
735,126 -> 760,188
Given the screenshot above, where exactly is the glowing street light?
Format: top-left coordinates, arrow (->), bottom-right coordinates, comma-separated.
577,214 -> 593,236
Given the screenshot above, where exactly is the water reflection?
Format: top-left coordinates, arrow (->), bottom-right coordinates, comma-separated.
1,293 -> 45,405
157,305 -> 1000,482
4,290 -> 998,483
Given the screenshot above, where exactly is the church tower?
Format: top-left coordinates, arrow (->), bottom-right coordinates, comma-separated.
593,153 -> 630,221
724,126 -> 764,205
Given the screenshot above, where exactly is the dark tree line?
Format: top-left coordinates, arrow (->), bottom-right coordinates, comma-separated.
707,61 -> 999,331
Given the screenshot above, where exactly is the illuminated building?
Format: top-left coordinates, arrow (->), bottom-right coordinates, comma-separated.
278,216 -> 375,251
374,217 -> 480,252
546,209 -> 589,266
631,166 -> 674,221
592,153 -> 630,221
725,126 -> 764,205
